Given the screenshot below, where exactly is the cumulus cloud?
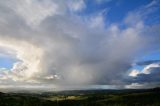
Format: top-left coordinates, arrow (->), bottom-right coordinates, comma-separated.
0,0 -> 159,90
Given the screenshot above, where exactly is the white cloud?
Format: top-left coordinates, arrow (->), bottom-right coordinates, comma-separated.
129,63 -> 160,77
145,0 -> 159,8
7,0 -> 59,26
0,38 -> 44,82
142,63 -> 160,74
68,0 -> 86,12
89,13 -> 105,28
129,69 -> 140,77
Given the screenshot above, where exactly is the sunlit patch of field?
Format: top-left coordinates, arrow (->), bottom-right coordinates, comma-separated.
44,95 -> 88,101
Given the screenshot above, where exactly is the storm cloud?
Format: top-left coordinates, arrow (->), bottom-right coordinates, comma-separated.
0,0 -> 160,90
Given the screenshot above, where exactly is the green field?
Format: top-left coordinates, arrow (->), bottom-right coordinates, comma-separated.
0,88 -> 160,106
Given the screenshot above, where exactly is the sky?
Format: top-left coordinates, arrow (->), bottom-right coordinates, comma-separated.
0,0 -> 160,91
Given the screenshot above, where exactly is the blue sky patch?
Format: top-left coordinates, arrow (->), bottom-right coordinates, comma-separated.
0,56 -> 17,70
